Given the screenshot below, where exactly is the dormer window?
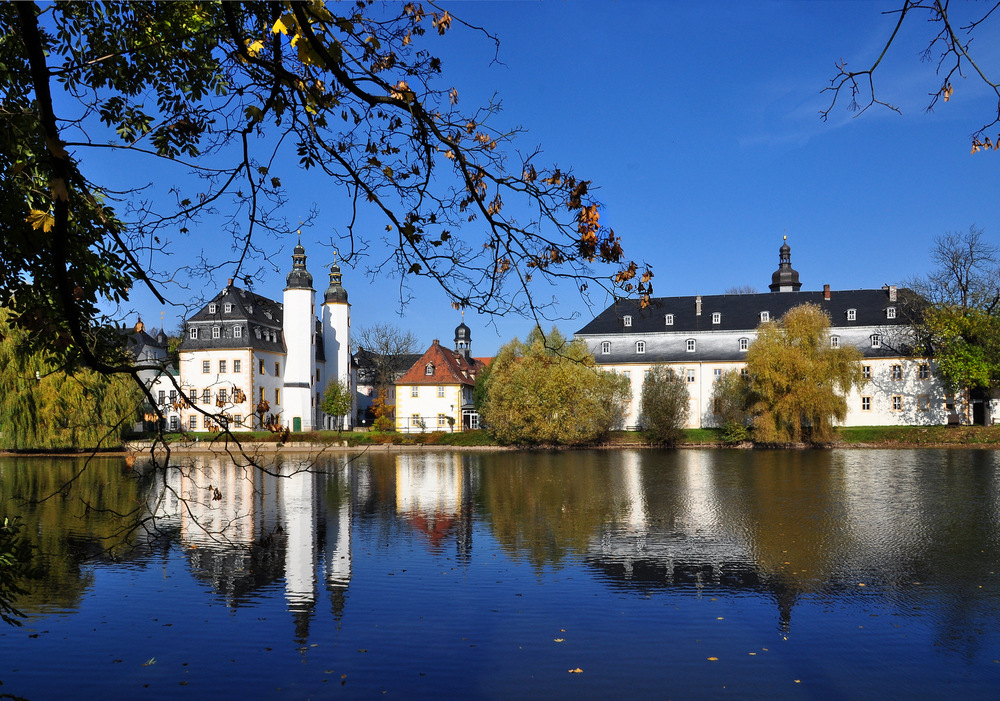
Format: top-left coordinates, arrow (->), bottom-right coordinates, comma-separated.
712,312 -> 721,324
255,328 -> 261,339
871,334 -> 882,349
425,363 -> 434,375
224,303 -> 232,313
623,315 -> 632,328
760,311 -> 769,323
208,303 -> 217,314
636,341 -> 646,354
739,337 -> 749,351
686,339 -> 696,352
665,314 -> 674,326
601,341 -> 611,355
189,327 -> 198,340
886,306 -> 896,319
831,335 -> 840,348
234,325 -> 242,339
212,326 -> 220,339
847,309 -> 857,321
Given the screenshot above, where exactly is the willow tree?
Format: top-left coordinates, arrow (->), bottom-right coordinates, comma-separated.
0,310 -> 141,450
479,327 -> 630,446
745,303 -> 863,444
2,1 -> 651,416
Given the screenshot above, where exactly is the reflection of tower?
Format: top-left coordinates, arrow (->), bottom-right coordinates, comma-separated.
282,462 -> 317,644
622,451 -> 647,534
322,461 -> 353,621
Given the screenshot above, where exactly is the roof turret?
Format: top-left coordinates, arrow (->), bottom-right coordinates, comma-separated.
285,239 -> 314,289
324,256 -> 348,304
769,237 -> 802,292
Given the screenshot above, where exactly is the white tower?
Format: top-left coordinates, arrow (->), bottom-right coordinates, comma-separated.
282,240 -> 316,431
321,257 -> 351,430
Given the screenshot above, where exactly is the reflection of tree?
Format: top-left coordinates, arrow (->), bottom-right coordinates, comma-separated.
477,452 -> 616,570
0,456 -> 153,615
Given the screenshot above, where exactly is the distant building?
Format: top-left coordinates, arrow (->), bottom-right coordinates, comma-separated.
394,322 -> 488,432
120,322 -> 181,432
352,347 -> 421,426
575,240 -> 956,428
175,243 -> 353,432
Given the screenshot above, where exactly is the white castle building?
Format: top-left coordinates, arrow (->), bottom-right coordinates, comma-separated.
174,242 -> 352,432
576,241 -> 968,429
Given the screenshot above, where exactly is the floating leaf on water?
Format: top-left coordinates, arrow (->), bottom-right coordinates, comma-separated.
568,668 -> 583,674
554,639 -> 565,643
707,657 -> 719,661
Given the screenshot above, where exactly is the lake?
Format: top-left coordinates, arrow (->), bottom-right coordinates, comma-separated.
2,448 -> 999,699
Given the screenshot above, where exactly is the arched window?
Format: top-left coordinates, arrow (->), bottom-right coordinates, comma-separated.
425,363 -> 434,375
189,327 -> 198,340
870,334 -> 882,349
830,335 -> 840,348
234,325 -> 242,339
601,341 -> 611,354
886,307 -> 896,319
847,309 -> 857,321
739,337 -> 749,351
636,341 -> 645,354
212,326 -> 220,339
712,312 -> 721,324
623,315 -> 632,327
760,311 -> 769,323
686,339 -> 696,352
664,314 -> 674,326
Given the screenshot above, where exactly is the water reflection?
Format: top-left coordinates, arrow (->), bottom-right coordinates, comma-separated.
4,449 -> 1000,650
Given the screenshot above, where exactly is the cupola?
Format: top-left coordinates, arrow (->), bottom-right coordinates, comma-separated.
769,237 -> 802,292
324,259 -> 348,304
285,240 -> 314,289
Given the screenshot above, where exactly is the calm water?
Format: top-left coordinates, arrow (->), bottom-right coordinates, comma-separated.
2,448 -> 1000,699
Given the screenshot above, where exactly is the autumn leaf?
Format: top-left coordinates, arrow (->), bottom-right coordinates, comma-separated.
568,668 -> 583,673
26,209 -> 55,232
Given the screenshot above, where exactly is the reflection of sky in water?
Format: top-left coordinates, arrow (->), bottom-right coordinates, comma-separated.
3,449 -> 1000,698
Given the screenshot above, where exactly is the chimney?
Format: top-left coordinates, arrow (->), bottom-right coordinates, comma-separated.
823,284 -> 830,300
889,285 -> 897,302
695,295 -> 702,316
432,339 -> 439,346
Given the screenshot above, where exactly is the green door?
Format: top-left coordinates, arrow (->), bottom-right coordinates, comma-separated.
293,416 -> 302,432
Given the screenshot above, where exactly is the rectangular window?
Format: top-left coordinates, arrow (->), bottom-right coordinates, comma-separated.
760,311 -> 769,322
665,314 -> 674,326
219,360 -> 227,374
233,415 -> 242,427
438,413 -> 447,427
260,386 -> 265,403
636,341 -> 646,354
623,315 -> 632,327
212,326 -> 220,339
203,389 -> 211,403
739,338 -> 749,351
170,416 -> 178,431
275,362 -> 280,376
275,388 -> 280,405
218,388 -> 227,403
886,307 -> 896,319
830,336 -> 840,349
871,334 -> 881,349
861,396 -> 871,411
892,395 -> 903,411
233,359 -> 241,373
411,413 -> 420,426
891,364 -> 902,380
224,303 -> 232,313
259,359 -> 265,374
437,386 -> 446,397
411,386 -> 419,397
189,415 -> 198,430
686,369 -> 695,383
847,309 -> 857,321
740,368 -> 749,378
189,328 -> 198,339
712,312 -> 721,324
158,390 -> 166,405
601,341 -> 611,354
209,303 -> 217,314
623,370 -> 631,380
169,390 -> 177,404
714,368 -> 722,382
189,391 -> 197,405
918,395 -> 930,411
919,363 -> 930,380
686,339 -> 696,352
202,360 -> 210,373
234,325 -> 242,339
862,365 -> 872,380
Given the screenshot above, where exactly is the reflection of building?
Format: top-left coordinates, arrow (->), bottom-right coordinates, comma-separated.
394,323 -> 489,432
575,240 -> 951,428
394,453 -> 473,558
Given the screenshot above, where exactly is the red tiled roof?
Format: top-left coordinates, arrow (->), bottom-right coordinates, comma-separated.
395,340 -> 484,386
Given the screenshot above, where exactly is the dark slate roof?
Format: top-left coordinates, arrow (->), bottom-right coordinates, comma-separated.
576,288 -> 909,336
179,284 -> 286,353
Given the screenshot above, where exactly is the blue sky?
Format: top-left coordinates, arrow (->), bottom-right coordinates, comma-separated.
119,1 -> 1000,356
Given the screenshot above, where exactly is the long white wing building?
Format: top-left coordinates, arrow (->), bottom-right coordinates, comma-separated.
575,241 -> 968,429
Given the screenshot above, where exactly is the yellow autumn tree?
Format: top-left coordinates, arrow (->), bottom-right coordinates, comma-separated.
745,303 -> 863,444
